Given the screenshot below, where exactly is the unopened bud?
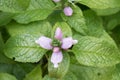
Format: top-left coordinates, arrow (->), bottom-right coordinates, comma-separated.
63,6 -> 73,16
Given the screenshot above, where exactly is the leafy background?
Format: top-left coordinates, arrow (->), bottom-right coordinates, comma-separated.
0,0 -> 120,80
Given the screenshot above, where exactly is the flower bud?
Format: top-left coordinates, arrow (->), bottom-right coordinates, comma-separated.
63,6 -> 73,16
53,0 -> 60,2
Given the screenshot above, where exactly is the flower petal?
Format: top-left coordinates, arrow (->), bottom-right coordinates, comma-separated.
73,40 -> 78,44
51,51 -> 63,68
35,36 -> 53,50
61,37 -> 73,49
55,27 -> 63,40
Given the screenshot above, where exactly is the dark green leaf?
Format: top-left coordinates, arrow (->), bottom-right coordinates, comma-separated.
24,65 -> 42,80
0,12 -> 14,26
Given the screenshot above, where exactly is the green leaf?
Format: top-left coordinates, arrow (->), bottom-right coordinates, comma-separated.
83,10 -> 117,44
83,10 -> 104,37
27,0 -> 55,10
24,65 -> 42,80
61,5 -> 87,35
0,0 -> 30,13
48,52 -> 70,79
73,36 -> 120,67
112,63 -> 120,80
14,0 -> 55,24
70,64 -> 115,80
103,11 -> 120,31
52,22 -> 72,38
4,34 -> 46,62
6,20 -> 52,37
13,9 -> 53,24
43,75 -> 57,80
0,32 -> 4,52
92,8 -> 120,16
76,0 -> 120,15
0,12 -> 14,26
0,73 -> 17,80
47,10 -> 63,26
62,72 -> 77,80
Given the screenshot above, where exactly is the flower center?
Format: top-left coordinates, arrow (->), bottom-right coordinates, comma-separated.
52,39 -> 61,47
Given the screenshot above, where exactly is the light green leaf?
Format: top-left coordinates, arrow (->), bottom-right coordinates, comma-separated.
14,9 -> 53,24
14,0 -> 55,24
73,36 -> 120,67
43,75 -> 57,80
48,52 -> 70,79
52,22 -> 72,38
6,20 -> 52,37
76,0 -> 120,15
70,64 -> 115,80
0,0 -> 30,13
62,72 -> 77,80
0,73 -> 17,80
27,0 -> 55,10
24,65 -> 42,80
4,34 -> 46,62
61,5 -> 87,35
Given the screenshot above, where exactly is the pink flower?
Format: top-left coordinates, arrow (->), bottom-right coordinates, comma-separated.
63,6 -> 73,16
53,0 -> 61,2
35,27 -> 78,68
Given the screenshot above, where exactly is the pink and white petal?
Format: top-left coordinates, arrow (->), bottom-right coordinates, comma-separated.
61,37 -> 73,49
35,36 -> 53,50
51,51 -> 63,68
55,27 -> 63,40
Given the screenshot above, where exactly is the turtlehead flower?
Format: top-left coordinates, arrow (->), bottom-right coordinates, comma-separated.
53,0 -> 61,2
63,6 -> 73,16
35,27 -> 78,68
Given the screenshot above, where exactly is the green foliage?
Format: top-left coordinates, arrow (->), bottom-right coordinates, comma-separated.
76,0 -> 120,15
24,65 -> 42,80
0,73 -> 17,80
0,0 -> 120,80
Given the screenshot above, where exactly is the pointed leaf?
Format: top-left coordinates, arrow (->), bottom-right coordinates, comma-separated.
4,34 -> 46,62
0,73 -> 17,80
24,65 -> 42,80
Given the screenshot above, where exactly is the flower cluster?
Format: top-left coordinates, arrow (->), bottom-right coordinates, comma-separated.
35,27 -> 78,68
